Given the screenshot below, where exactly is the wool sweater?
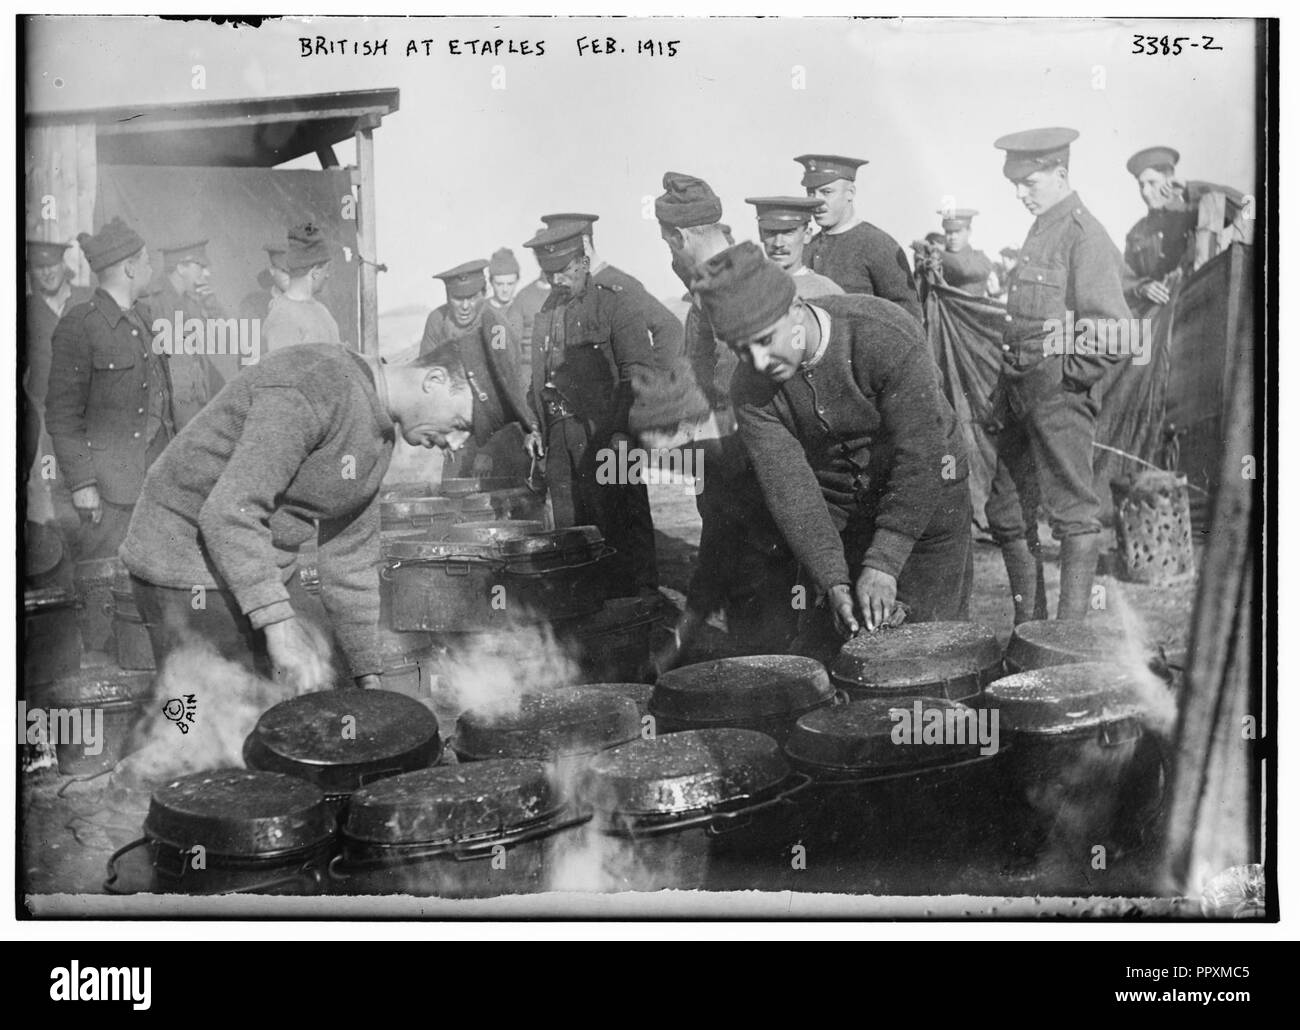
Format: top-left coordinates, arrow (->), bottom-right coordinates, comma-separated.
805,221 -> 923,323
120,344 -> 393,677
732,293 -> 968,592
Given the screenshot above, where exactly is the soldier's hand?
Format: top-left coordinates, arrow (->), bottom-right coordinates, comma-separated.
827,583 -> 860,638
354,673 -> 382,689
264,617 -> 332,695
72,485 -> 103,525
854,566 -> 898,632
1139,281 -> 1171,305
523,429 -> 545,459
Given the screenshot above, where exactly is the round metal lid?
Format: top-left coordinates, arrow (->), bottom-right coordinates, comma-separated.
343,759 -> 557,846
583,728 -> 791,817
438,476 -> 528,497
650,655 -> 833,725
785,698 -> 984,774
455,688 -> 641,761
445,520 -> 546,543
243,689 -> 441,793
24,584 -> 80,613
566,682 -> 655,717
382,526 -> 603,564
830,622 -> 1003,695
1004,618 -> 1129,671
983,663 -> 1146,737
145,769 -> 335,857
35,667 -> 155,708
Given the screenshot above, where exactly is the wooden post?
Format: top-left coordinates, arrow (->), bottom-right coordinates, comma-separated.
354,116 -> 381,355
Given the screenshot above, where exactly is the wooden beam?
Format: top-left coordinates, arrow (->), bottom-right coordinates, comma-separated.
316,145 -> 339,169
354,126 -> 379,356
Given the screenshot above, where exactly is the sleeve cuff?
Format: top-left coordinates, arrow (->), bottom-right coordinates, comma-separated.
861,527 -> 917,580
247,598 -> 295,630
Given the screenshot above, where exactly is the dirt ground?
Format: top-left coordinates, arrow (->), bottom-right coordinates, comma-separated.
21,480 -> 1198,907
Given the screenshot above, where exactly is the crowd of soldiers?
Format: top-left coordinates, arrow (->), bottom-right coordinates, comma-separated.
21,128 -> 1242,686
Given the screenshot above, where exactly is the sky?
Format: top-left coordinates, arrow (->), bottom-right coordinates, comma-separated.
25,15 -> 1261,319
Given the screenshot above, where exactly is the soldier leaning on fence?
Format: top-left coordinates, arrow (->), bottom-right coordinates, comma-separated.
45,218 -> 175,562
984,127 -> 1131,622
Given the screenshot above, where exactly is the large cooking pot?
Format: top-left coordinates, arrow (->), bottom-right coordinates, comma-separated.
30,666 -> 154,776
379,490 -> 494,536
445,520 -> 546,543
453,688 -> 641,764
436,476 -> 527,497
375,627 -> 436,701
109,586 -> 156,671
24,585 -> 83,686
981,662 -> 1167,860
328,759 -> 587,897
105,769 -> 336,895
242,689 -> 442,808
557,596 -> 662,683
73,556 -> 123,654
381,526 -> 610,632
580,729 -> 809,890
830,622 -> 1003,704
565,682 -> 655,718
649,655 -> 837,743
1003,618 -> 1127,672
783,698 -> 1003,851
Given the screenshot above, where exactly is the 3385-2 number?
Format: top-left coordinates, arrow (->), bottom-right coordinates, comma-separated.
1131,34 -> 1223,55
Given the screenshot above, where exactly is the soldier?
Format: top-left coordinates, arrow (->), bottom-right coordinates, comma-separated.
796,153 -> 922,322
745,196 -> 844,299
1121,145 -> 1201,317
937,209 -> 998,299
420,259 -> 492,355
261,223 -> 341,354
695,242 -> 973,657
538,212 -> 685,362
120,340 -> 532,690
25,239 -> 93,531
45,218 -> 174,561
238,242 -> 291,323
986,127 -> 1130,621
523,221 -> 661,600
992,246 -> 1020,298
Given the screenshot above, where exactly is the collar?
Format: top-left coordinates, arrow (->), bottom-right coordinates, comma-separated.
41,281 -> 72,315
1033,191 -> 1081,229
91,287 -> 133,327
356,352 -> 396,436
800,304 -> 833,368
825,215 -> 862,237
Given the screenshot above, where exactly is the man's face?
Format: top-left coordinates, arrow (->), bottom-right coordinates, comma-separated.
400,367 -> 474,450
944,226 -> 971,252
759,224 -> 810,270
546,255 -> 588,296
31,260 -> 67,296
173,259 -> 211,293
806,179 -> 854,229
490,273 -> 519,305
1138,168 -> 1176,211
1013,167 -> 1070,217
448,291 -> 484,328
125,247 -> 153,300
726,304 -> 805,384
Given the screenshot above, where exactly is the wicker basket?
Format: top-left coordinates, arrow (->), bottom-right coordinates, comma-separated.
1110,471 -> 1195,586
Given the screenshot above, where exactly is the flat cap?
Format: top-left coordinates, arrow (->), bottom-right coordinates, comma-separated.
938,207 -> 979,231
284,222 -> 332,273
523,224 -> 586,273
692,241 -> 797,342
77,217 -> 145,273
655,172 -> 723,228
540,212 -> 600,232
994,127 -> 1079,180
1126,145 -> 1181,178
999,246 -> 1020,260
161,239 -> 210,267
795,154 -> 868,188
488,248 -> 520,277
746,196 -> 822,230
435,258 -> 489,299
26,239 -> 72,266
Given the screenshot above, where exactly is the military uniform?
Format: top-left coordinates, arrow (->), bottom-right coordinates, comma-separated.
525,224 -> 659,595
987,128 -> 1130,620
147,273 -> 227,428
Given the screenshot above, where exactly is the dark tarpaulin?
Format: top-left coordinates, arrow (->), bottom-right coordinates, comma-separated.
96,164 -> 360,385
921,276 -> 1173,529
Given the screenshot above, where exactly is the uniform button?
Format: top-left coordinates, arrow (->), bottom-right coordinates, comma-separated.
133,432 -> 141,439
1002,344 -> 1011,352
1036,274 -> 1043,281
1004,315 -> 1013,323
141,383 -> 148,388
137,408 -> 144,414
132,329 -> 139,336
108,363 -> 115,369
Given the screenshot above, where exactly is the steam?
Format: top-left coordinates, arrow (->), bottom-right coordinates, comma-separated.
432,619 -> 581,720
1103,583 -> 1178,736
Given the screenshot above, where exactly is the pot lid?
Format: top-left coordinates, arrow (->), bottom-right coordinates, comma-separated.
785,698 -> 985,774
566,682 -> 655,718
830,622 -> 1003,693
379,495 -> 461,520
26,522 -> 65,577
242,689 -> 441,793
438,476 -> 527,497
445,520 -> 546,543
1004,618 -> 1130,671
455,688 -> 641,761
24,584 -> 80,613
582,728 -> 791,817
983,663 -> 1146,736
342,759 -> 558,846
650,655 -> 833,724
144,769 -> 335,857
384,526 -> 603,564
35,667 -> 155,707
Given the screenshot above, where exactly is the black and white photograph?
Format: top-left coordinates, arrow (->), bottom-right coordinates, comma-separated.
12,10 -> 1276,931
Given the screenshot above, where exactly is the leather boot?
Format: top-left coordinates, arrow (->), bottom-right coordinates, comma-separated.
1000,539 -> 1048,625
1057,532 -> 1103,620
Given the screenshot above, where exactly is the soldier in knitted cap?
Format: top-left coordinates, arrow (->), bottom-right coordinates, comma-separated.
148,238 -> 229,427
695,242 -> 973,657
262,222 -> 341,354
936,209 -> 998,299
239,243 -> 291,322
45,218 -> 175,560
523,221 -> 662,600
986,126 -> 1130,621
795,154 -> 922,323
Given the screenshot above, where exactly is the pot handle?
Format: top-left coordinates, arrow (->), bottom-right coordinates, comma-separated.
448,808 -> 592,862
502,545 -> 616,578
103,836 -> 151,894
704,774 -> 813,837
1098,717 -> 1143,749
222,860 -> 325,896
832,688 -> 852,706
357,767 -> 405,787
